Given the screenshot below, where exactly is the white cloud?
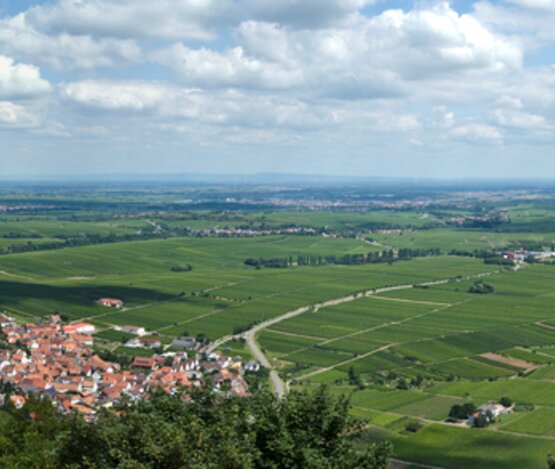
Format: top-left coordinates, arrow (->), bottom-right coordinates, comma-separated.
25,0 -> 229,41
450,122 -> 504,143
1,0 -> 553,169
0,14 -> 142,70
492,108 -> 551,129
21,0 -> 376,44
474,1 -> 555,42
0,101 -> 38,127
156,3 -> 521,98
61,80 -> 172,112
0,55 -> 51,99
154,43 -> 304,90
507,0 -> 555,12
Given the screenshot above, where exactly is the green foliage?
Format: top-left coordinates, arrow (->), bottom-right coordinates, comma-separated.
404,420 -> 424,433
468,281 -> 494,294
170,264 -> 193,272
448,402 -> 476,420
0,386 -> 393,469
499,396 -> 512,408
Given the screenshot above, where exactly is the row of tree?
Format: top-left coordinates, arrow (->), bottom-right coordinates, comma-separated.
245,248 -> 443,269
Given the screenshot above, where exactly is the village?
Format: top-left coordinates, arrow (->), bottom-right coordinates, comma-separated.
0,308 -> 260,421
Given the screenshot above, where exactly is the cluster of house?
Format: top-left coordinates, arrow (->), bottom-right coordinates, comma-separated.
191,227 -> 317,238
0,314 -> 258,420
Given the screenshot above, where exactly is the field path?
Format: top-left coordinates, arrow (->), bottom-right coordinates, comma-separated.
264,328 -> 327,341
0,270 -> 34,280
296,343 -> 396,381
390,459 -> 443,469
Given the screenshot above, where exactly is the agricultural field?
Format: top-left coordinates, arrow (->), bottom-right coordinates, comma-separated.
4,184 -> 555,467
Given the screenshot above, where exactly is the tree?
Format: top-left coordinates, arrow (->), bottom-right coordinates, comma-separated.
468,281 -> 494,294
405,420 -> 424,433
499,396 -> 513,408
448,402 -> 476,420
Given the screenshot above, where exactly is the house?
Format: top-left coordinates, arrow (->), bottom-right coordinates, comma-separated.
478,403 -> 511,417
171,336 -> 198,350
468,403 -> 512,425
244,360 -> 260,373
139,338 -> 162,349
132,357 -> 159,370
96,298 -> 124,309
125,337 -> 162,349
62,323 -> 96,335
125,338 -> 143,348
118,325 -> 146,336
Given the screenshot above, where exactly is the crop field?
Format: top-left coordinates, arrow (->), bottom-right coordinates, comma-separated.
387,424 -> 555,469
0,236 -> 494,343
501,408 -> 555,435
430,379 -> 555,407
262,265 -> 555,380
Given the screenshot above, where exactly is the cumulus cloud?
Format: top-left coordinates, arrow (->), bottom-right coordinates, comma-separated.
153,43 -> 304,90
156,2 -> 521,100
0,55 -> 51,99
24,0 -> 228,41
21,0 -> 376,43
0,14 -> 141,70
0,0 -> 553,169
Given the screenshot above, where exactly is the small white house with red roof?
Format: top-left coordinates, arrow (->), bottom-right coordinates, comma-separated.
96,298 -> 124,309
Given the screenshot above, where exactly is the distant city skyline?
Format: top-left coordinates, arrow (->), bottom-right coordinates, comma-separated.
1,1 -> 554,178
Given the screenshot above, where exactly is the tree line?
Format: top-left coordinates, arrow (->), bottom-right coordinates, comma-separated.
245,248 -> 442,269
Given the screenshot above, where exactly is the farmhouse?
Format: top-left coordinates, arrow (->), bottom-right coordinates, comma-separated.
96,298 -> 124,309
468,403 -> 513,425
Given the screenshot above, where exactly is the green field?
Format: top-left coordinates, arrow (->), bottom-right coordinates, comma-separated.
3,193 -> 555,468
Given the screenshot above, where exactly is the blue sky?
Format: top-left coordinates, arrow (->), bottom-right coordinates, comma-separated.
0,0 -> 554,178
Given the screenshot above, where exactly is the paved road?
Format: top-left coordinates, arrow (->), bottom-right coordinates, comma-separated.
244,328 -> 285,397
